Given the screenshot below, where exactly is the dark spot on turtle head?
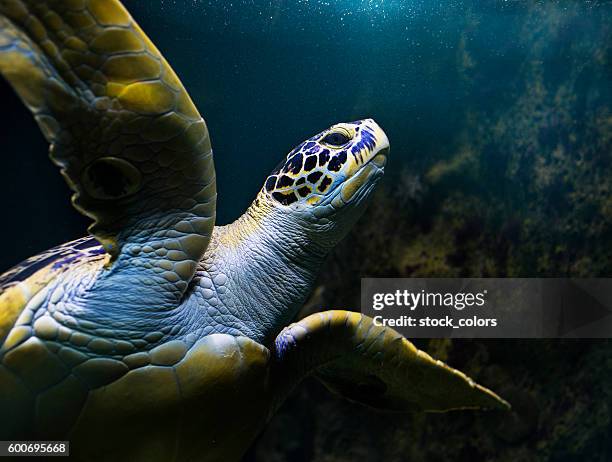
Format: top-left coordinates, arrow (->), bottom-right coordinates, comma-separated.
83,157 -> 142,200
277,175 -> 294,188
283,153 -> 303,175
304,156 -> 317,172
296,177 -> 306,185
318,176 -> 333,192
307,171 -> 323,184
306,145 -> 321,155
318,149 -> 330,166
272,191 -> 298,206
328,151 -> 347,172
265,176 -> 277,192
284,143 -> 304,162
304,141 -> 316,150
297,186 -> 311,197
360,129 -> 376,150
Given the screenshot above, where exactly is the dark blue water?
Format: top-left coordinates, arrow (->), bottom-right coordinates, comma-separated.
131,0 -> 610,217
128,0 -> 533,221
0,0 -> 610,268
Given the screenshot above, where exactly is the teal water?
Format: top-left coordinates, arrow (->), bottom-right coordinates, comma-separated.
129,0 -> 538,222
128,0 -> 612,223
0,0 -> 610,268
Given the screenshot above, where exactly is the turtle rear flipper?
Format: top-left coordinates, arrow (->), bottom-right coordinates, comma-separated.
274,310 -> 509,412
0,1 -> 216,300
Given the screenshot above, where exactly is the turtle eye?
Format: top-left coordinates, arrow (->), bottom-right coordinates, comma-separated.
322,130 -> 351,147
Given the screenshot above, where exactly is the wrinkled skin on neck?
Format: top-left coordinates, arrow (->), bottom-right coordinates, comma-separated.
195,190 -> 365,345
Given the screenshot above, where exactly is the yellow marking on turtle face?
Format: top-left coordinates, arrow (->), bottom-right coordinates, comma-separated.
341,163 -> 375,203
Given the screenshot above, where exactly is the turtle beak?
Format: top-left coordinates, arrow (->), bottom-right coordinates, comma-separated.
368,119 -> 390,169
334,120 -> 389,206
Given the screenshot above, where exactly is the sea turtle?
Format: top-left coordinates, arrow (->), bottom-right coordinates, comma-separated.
0,1 -> 508,461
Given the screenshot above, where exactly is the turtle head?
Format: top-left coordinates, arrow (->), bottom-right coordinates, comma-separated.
258,118 -> 389,248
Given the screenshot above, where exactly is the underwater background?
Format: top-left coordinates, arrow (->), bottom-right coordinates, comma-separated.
1,0 -> 611,460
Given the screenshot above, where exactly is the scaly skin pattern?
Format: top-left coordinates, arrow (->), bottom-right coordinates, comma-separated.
0,197 -> 333,460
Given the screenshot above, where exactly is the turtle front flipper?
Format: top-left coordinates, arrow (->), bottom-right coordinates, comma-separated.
0,1 -> 215,299
273,310 -> 510,412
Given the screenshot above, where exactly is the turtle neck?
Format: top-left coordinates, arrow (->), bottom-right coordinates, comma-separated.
194,192 -> 331,346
